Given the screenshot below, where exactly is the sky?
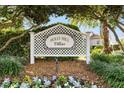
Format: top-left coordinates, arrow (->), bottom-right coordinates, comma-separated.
46,15 -> 124,43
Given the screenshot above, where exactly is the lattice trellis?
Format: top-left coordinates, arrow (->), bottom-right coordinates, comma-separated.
29,24 -> 90,64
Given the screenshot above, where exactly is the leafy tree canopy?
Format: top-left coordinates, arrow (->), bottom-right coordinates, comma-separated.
0,5 -> 124,53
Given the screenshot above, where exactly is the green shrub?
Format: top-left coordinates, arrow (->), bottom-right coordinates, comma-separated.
90,53 -> 124,88
90,61 -> 124,87
91,53 -> 124,64
90,61 -> 108,75
91,45 -> 103,50
91,48 -> 102,55
112,44 -> 120,50
0,55 -> 23,77
15,56 -> 29,65
91,53 -> 109,63
91,45 -> 103,54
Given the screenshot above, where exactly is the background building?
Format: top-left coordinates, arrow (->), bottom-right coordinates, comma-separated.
85,32 -> 103,47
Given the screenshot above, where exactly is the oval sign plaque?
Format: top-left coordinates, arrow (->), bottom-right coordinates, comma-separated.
46,34 -> 74,48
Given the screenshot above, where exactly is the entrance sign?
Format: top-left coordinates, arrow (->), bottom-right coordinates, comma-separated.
46,34 -> 74,48
29,24 -> 90,64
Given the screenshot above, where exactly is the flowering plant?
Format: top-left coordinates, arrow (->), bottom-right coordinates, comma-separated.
56,75 -> 67,88
0,75 -> 98,88
0,78 -> 11,88
43,76 -> 51,88
32,77 -> 42,88
20,75 -> 32,88
10,78 -> 20,88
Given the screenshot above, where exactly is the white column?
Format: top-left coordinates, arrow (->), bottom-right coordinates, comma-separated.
86,35 -> 90,64
29,32 -> 35,64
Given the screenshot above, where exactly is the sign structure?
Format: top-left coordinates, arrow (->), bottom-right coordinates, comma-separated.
45,34 -> 74,48
29,24 -> 90,64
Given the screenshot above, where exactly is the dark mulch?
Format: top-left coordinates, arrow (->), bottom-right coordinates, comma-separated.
24,60 -> 110,88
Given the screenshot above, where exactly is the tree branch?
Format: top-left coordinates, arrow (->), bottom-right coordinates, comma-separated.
113,19 -> 124,33
0,31 -> 28,52
0,23 -> 42,52
117,24 -> 124,33
108,24 -> 124,52
118,21 -> 124,26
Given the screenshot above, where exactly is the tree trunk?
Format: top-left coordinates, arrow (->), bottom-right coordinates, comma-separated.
102,20 -> 111,54
108,25 -> 124,52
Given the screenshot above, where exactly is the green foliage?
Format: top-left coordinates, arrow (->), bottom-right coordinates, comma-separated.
91,53 -> 124,64
69,6 -> 104,28
111,44 -> 120,50
91,48 -> 102,55
19,6 -> 64,24
91,45 -> 103,54
10,78 -> 20,88
0,76 -> 95,88
70,16 -> 100,29
56,75 -> 67,87
93,45 -> 103,49
90,60 -> 124,88
32,77 -> 42,88
0,55 -> 23,77
0,28 -> 30,58
34,22 -> 80,32
23,75 -> 32,85
0,78 -> 11,88
90,53 -> 124,88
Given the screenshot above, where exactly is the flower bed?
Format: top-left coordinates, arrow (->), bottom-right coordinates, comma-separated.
0,75 -> 97,88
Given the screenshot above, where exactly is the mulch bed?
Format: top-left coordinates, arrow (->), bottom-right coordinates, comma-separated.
24,60 -> 110,88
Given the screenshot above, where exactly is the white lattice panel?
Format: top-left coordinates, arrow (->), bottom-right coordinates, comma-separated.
33,24 -> 88,56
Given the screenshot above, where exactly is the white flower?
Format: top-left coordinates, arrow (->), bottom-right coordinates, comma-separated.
68,76 -> 75,84
32,76 -> 39,82
44,80 -> 51,87
56,85 -> 61,88
20,82 -> 30,88
43,76 -> 48,81
73,81 -> 81,88
91,82 -> 97,88
38,79 -> 41,82
52,75 -> 57,81
91,85 -> 97,88
64,82 -> 71,88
